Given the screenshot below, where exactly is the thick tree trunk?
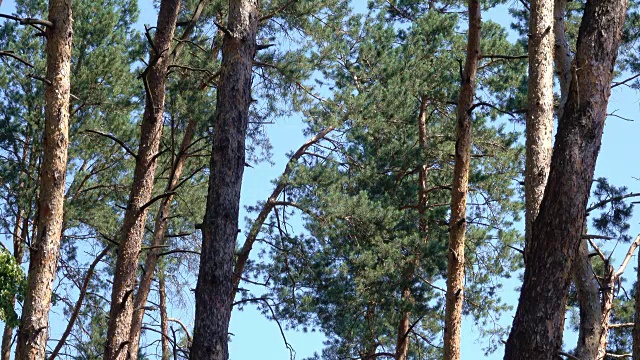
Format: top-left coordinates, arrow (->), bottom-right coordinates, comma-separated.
189,1 -> 259,359
503,0 -> 628,356
443,1 -> 480,358
104,1 -> 180,359
14,0 -> 72,358
524,0 -> 555,249
127,117 -> 197,357
573,239 -> 602,359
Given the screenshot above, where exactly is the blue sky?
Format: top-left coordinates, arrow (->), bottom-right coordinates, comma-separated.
1,0 -> 640,359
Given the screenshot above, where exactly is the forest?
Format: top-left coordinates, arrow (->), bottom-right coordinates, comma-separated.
0,0 -> 639,359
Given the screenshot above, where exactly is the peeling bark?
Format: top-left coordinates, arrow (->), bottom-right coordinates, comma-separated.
14,0 -> 72,358
189,0 -> 259,359
104,1 -> 181,359
443,1 -> 480,358
503,0 -> 628,355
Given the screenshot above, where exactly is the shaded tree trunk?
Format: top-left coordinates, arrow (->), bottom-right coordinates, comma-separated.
554,0 -> 571,120
503,0 -> 628,356
395,96 -> 429,360
443,0 -> 480,358
14,0 -> 72,358
127,117 -> 197,357
524,0 -> 555,249
189,0 -> 259,359
104,1 -> 181,359
573,239 -> 602,359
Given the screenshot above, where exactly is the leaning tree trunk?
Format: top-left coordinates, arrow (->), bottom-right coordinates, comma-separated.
127,117 -> 197,356
103,1 -> 180,359
443,1 -> 480,358
503,0 -> 628,356
14,1 -> 72,358
524,0 -> 555,250
189,0 -> 259,359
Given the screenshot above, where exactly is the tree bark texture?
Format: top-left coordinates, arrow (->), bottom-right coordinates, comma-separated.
126,117 -> 197,357
189,1 -> 259,359
14,0 -> 72,358
104,1 -> 181,359
573,239 -> 602,359
443,1 -> 480,359
524,0 -> 555,249
503,0 -> 628,356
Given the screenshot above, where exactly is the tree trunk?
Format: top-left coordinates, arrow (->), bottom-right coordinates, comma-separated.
573,239 -> 602,359
524,0 -> 555,250
127,117 -> 197,357
14,0 -> 72,358
503,0 -> 628,356
189,1 -> 259,359
104,1 -> 181,359
554,0 -> 571,119
633,251 -> 640,359
394,96 -> 430,360
443,1 -> 480,358
1,213 -> 28,360
159,269 -> 170,360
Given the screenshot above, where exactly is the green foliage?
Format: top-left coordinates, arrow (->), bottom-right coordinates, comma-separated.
0,248 -> 26,327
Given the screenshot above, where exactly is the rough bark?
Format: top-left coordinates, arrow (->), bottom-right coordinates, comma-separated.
443,1 -> 480,358
524,0 -> 555,249
104,1 -> 181,359
573,239 -> 602,359
189,1 -> 259,359
14,0 -> 72,358
503,0 -> 628,356
127,117 -> 196,357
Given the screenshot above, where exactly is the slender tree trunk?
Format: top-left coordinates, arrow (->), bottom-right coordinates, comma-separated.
524,0 -> 555,250
127,117 -> 197,357
189,1 -> 259,359
394,96 -> 429,360
104,1 -> 181,359
14,0 -> 72,358
443,1 -> 480,358
1,213 -> 28,360
633,252 -> 640,359
159,269 -> 170,360
554,0 -> 571,120
573,239 -> 602,359
503,0 -> 628,356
